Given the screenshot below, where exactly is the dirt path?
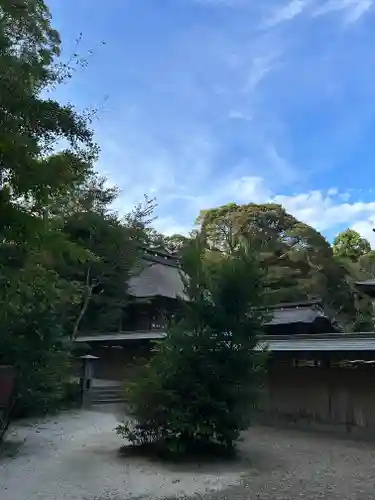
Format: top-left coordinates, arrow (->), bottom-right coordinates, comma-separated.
2,410 -> 375,500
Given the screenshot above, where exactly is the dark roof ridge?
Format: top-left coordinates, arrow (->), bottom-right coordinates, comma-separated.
266,299 -> 322,310
140,246 -> 181,268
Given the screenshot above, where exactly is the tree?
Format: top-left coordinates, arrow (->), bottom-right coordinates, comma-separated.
116,235 -> 267,453
333,229 -> 371,262
0,0 -> 99,414
55,184 -> 160,336
196,203 -> 327,301
196,203 -> 362,329
0,0 -> 97,249
164,234 -> 191,253
140,230 -> 192,255
63,212 -> 136,335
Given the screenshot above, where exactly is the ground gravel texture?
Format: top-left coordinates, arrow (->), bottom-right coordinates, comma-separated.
0,407 -> 243,500
2,409 -> 375,500
199,426 -> 375,500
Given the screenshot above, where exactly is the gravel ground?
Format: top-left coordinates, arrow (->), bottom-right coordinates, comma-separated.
201,426 -> 375,500
0,407 -> 244,500
2,409 -> 375,500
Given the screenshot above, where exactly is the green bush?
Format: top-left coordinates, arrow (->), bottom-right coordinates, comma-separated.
0,265 -> 79,417
117,237 -> 268,453
0,327 -> 74,417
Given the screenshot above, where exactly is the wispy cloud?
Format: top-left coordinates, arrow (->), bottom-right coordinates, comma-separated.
313,0 -> 373,23
228,110 -> 253,121
243,52 -> 280,93
50,0 -> 375,244
192,0 -> 250,6
263,0 -> 310,28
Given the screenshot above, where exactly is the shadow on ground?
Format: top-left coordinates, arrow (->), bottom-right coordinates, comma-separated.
0,438 -> 25,458
118,437 -> 271,476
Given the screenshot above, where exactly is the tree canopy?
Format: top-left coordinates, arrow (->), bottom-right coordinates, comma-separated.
196,203 -> 373,330
0,0 -> 97,249
333,229 -> 371,262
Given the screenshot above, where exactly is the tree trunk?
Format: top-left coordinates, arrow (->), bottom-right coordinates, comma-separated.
71,266 -> 94,340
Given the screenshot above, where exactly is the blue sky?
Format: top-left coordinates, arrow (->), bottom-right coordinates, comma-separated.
48,0 -> 375,244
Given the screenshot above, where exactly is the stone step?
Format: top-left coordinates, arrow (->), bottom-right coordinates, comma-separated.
91,398 -> 125,405
91,387 -> 125,404
92,385 -> 120,388
92,388 -> 122,395
91,390 -> 123,397
89,381 -> 127,405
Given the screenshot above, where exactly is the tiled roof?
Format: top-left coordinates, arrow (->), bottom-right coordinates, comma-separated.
266,305 -> 326,326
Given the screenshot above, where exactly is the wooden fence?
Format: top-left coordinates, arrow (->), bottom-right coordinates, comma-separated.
260,359 -> 375,433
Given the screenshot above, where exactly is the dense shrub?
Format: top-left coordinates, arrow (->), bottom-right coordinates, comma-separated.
0,265 -> 78,417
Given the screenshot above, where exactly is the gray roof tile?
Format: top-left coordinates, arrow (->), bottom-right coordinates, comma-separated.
128,253 -> 188,300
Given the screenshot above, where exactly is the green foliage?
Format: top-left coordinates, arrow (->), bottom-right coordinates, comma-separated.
196,203 -> 368,329
333,229 -> 371,262
0,263 -> 77,416
164,234 -> 191,253
0,0 -> 100,415
0,0 -> 97,247
359,250 -> 375,278
59,187 -> 157,335
117,236 -> 267,452
63,211 -> 141,333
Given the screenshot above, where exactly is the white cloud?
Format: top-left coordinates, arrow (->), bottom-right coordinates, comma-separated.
313,0 -> 373,23
274,191 -> 375,232
345,0 -> 373,22
194,0 -> 374,22
227,176 -> 271,203
107,163 -> 375,245
226,178 -> 375,240
263,0 -> 310,28
162,176 -> 375,244
154,216 -> 192,236
352,217 -> 375,246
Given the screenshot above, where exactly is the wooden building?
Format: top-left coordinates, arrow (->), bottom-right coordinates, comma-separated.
258,281 -> 375,435
75,248 -> 186,380
75,254 -> 340,387
125,247 -> 188,332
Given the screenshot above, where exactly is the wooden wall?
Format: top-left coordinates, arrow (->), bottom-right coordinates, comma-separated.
77,343 -> 375,433
261,358 -> 375,430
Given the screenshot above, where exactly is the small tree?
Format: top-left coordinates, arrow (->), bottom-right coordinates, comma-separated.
333,229 -> 371,262
116,235 -> 267,453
